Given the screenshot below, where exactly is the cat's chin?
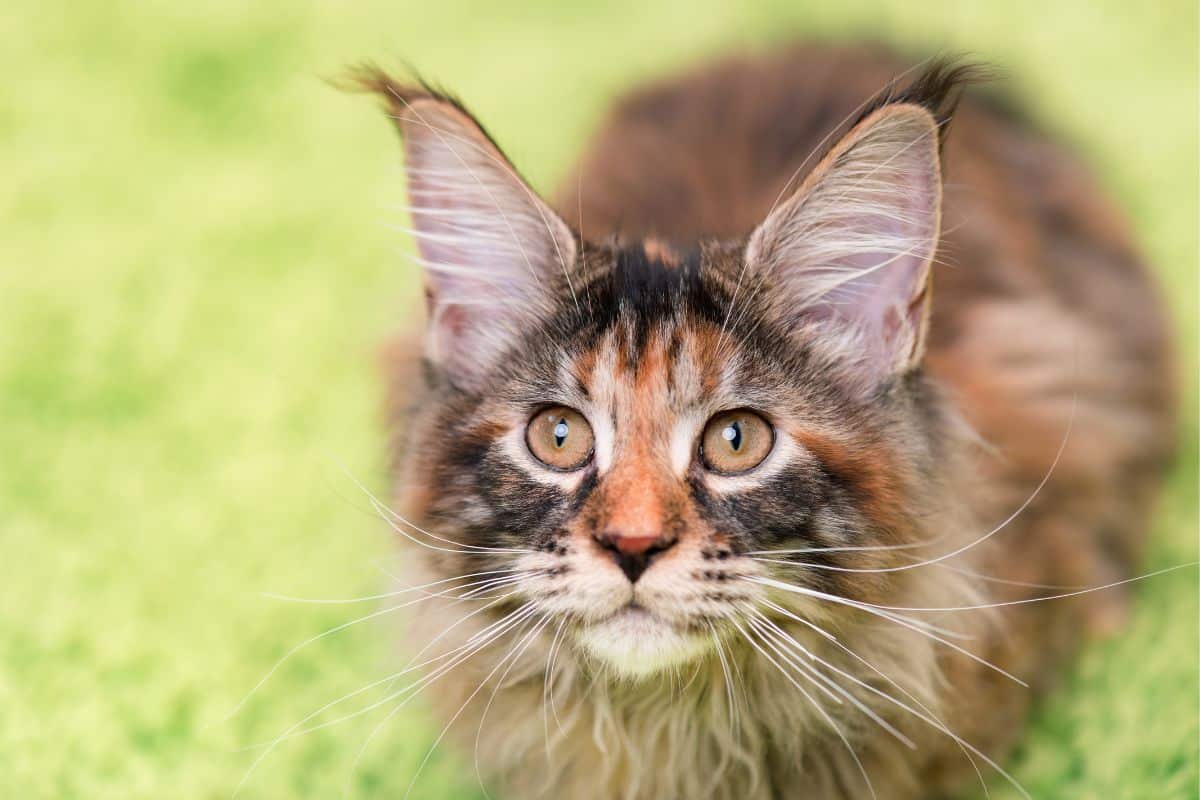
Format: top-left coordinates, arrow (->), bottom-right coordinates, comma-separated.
576,606 -> 709,679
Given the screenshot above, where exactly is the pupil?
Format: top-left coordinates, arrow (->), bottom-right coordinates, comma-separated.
553,419 -> 569,448
722,421 -> 742,451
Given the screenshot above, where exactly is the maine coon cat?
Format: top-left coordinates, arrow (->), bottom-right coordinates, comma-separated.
360,45 -> 1174,799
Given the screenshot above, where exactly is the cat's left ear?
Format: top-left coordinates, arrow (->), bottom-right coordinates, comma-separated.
746,102 -> 943,388
357,71 -> 577,390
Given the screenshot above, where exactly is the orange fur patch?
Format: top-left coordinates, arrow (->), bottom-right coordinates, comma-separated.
643,237 -> 681,267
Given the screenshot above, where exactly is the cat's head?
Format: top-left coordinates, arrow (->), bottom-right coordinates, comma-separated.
363,69 -> 961,678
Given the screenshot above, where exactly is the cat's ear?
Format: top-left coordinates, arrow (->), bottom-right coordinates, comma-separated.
360,72 -> 576,389
746,102 -> 943,388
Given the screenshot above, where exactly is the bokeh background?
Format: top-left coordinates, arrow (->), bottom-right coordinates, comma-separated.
2,1 -> 1196,798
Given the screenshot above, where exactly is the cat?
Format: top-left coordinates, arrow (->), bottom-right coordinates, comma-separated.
358,44 -> 1175,799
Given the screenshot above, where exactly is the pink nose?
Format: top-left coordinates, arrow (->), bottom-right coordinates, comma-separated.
609,533 -> 660,555
593,530 -> 678,583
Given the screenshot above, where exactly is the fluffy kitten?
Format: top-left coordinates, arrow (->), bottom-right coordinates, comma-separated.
360,45 -> 1174,799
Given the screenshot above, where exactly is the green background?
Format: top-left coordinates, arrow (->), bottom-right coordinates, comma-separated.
2,1 -> 1196,797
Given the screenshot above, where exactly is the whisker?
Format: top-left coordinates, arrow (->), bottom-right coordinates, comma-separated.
858,562 -> 1199,613
474,613 -> 552,797
734,619 -> 877,800
744,616 -> 843,707
336,464 -> 532,556
399,614 -> 553,800
744,537 -> 946,557
331,601 -> 540,738
226,573 -> 530,728
929,560 -> 1088,591
455,573 -> 532,601
260,568 -> 519,605
339,604 -> 543,798
800,392 -> 1076,576
368,496 -> 532,555
760,599 -> 990,798
745,576 -> 1027,686
234,597 -> 534,794
709,624 -> 739,737
769,609 -> 1028,799
542,616 -> 569,761
750,555 -> 1089,591
241,591 -> 527,751
748,610 -> 915,749
227,592 -> 456,725
748,576 -> 968,638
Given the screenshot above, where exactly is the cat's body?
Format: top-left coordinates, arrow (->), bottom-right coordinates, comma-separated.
370,45 -> 1174,799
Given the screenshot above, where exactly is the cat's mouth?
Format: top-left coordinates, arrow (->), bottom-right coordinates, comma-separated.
575,602 -> 710,677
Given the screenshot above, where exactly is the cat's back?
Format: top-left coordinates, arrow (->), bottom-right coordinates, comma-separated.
560,43 -> 1174,598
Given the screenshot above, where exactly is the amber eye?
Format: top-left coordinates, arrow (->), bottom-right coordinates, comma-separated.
526,406 -> 594,470
700,410 -> 774,474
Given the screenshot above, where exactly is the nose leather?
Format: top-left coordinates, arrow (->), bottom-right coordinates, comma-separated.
594,530 -> 677,583
610,533 -> 660,555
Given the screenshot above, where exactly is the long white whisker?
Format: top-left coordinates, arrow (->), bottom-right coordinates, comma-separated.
772,609 -> 1028,799
226,583 -> 496,726
750,576 -> 968,638
744,537 -> 946,556
750,555 -> 1088,591
261,568 -> 519,605
542,616 -> 569,755
709,624 -> 739,737
241,591 -> 525,750
860,562 -> 1199,613
473,612 -> 552,797
749,610 -> 915,749
734,619 -> 877,800
368,496 -> 532,555
745,615 -> 844,707
810,393 -> 1074,575
335,601 -> 538,736
748,619 -> 845,709
400,614 -> 552,799
337,604 -> 542,797
745,576 -> 1027,687
337,454 -> 532,557
760,599 -> 990,798
233,596 -> 532,794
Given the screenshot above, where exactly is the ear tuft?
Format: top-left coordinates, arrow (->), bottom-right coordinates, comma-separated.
352,67 -> 576,389
852,58 -> 989,149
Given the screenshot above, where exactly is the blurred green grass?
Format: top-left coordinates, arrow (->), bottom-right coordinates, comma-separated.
0,1 -> 1195,798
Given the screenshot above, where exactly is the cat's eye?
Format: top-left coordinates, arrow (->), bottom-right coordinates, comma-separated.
700,410 -> 773,474
526,406 -> 594,470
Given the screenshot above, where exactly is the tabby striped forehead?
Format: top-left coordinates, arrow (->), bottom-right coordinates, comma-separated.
535,241 -> 768,480
569,310 -> 737,476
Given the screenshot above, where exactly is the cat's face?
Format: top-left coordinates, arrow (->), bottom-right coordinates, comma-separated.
369,74 -> 946,677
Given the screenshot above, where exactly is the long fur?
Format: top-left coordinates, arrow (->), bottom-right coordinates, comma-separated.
370,44 -> 1175,800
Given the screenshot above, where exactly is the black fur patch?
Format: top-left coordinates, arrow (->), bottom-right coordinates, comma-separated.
853,58 -> 991,149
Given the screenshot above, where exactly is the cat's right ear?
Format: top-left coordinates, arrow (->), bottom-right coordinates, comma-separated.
356,70 -> 577,390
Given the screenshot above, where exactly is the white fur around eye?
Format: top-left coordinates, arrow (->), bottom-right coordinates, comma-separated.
589,409 -> 615,473
580,338 -> 620,474
700,429 -> 807,494
669,412 -> 706,476
501,425 -> 591,491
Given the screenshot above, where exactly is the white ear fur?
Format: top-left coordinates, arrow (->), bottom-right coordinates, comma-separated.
395,96 -> 576,388
746,103 -> 942,386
